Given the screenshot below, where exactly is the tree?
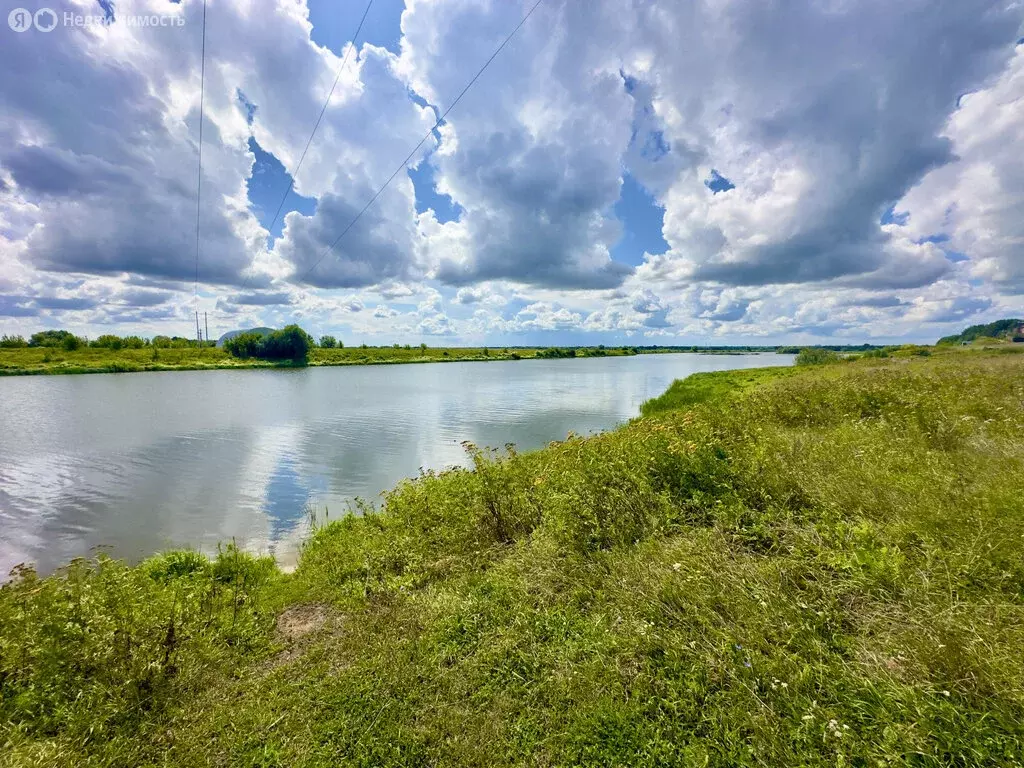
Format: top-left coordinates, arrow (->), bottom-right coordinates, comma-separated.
29,330 -> 78,348
91,335 -> 124,350
0,335 -> 27,348
91,335 -> 147,350
223,332 -> 265,359
420,343 -> 427,353
260,325 -> 313,363
320,335 -> 338,349
225,325 -> 313,364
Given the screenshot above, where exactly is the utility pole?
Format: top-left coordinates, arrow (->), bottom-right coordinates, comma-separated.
196,310 -> 201,343
204,312 -> 209,346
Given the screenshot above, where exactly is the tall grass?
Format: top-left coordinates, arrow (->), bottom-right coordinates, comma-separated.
2,352 -> 1023,766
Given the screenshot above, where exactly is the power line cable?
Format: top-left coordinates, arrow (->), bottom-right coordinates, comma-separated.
264,0 -> 375,240
237,0 -> 375,292
193,0 -> 209,325
296,0 -> 548,285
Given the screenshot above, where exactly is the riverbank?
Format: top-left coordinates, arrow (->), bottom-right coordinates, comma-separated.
3,350 -> 1023,766
0,345 -> 643,376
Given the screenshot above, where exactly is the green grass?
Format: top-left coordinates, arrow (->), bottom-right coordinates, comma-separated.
0,345 -> 637,376
3,351 -> 1024,766
640,366 -> 798,416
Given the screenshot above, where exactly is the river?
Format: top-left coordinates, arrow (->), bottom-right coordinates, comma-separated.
0,353 -> 792,574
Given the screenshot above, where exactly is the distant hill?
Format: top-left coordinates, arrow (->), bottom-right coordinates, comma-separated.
216,327 -> 275,347
938,319 -> 1024,346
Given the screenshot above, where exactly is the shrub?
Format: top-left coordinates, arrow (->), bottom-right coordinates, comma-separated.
260,325 -> 313,363
224,325 -> 312,364
537,347 -> 577,359
91,334 -> 124,350
29,330 -> 79,348
0,334 -> 27,348
223,332 -> 265,359
795,347 -> 840,366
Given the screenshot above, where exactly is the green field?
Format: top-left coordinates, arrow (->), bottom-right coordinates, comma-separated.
0,345 -> 635,376
2,349 -> 1024,766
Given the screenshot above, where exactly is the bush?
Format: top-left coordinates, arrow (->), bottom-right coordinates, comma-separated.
224,325 -> 313,364
223,332 -> 265,359
260,325 -> 313,362
152,336 -> 199,349
90,334 -> 149,350
28,330 -> 79,348
91,334 -> 123,350
0,334 -> 27,348
537,347 -> 577,359
795,347 -> 840,366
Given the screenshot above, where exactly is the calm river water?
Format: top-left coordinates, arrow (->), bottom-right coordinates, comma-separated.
0,353 -> 792,574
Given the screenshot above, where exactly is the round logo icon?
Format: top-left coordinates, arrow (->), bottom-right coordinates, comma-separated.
34,8 -> 58,32
7,8 -> 32,32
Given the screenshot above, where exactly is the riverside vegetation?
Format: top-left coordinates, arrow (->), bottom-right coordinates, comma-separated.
0,329 -> 643,376
0,326 -> 888,377
2,347 -> 1024,766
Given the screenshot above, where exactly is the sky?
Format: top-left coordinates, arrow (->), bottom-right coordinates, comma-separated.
1,0 -> 1023,347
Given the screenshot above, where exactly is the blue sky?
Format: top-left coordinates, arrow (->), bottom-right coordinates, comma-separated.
1,0 -> 1022,346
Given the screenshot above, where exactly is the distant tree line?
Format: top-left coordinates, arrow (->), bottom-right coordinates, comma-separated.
0,330 -> 214,350
937,318 -> 1024,345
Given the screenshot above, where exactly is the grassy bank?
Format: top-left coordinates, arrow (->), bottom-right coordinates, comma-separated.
3,351 -> 1024,766
0,345 -> 638,376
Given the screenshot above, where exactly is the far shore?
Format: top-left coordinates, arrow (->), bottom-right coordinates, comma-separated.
0,345 -> 794,378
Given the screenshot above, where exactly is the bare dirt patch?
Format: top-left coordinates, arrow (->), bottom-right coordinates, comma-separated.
276,604 -> 329,642
269,604 -> 339,668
